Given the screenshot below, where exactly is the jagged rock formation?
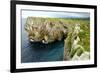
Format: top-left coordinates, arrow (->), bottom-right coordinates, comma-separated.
25,17 -> 68,44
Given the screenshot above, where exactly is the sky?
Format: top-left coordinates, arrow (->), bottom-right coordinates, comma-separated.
22,10 -> 90,18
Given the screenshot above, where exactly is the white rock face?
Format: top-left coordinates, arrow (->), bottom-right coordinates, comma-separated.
72,51 -> 90,60
79,52 -> 90,60
71,54 -> 79,60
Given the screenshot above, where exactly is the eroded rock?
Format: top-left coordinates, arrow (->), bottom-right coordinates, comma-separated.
25,17 -> 68,44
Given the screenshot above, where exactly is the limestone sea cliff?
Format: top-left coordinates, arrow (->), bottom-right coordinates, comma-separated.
24,17 -> 90,61
25,17 -> 68,44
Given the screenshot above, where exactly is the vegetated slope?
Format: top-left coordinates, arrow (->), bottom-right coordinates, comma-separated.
63,18 -> 90,60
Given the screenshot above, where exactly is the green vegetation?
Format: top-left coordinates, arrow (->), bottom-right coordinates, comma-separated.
63,18 -> 90,50
62,18 -> 90,60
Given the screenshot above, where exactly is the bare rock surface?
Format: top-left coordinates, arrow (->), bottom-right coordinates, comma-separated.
25,17 -> 68,44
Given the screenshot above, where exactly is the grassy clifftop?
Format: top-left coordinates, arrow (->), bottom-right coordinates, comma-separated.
63,18 -> 90,60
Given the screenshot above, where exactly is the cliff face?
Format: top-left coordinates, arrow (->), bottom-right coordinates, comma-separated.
25,17 -> 68,44
24,17 -> 90,61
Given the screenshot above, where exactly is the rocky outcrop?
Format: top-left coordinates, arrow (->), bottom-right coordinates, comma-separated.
25,17 -> 68,44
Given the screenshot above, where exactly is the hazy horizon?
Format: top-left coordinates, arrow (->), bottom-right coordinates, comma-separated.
22,10 -> 90,19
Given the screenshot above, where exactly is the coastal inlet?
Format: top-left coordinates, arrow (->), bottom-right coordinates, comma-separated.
21,17 -> 90,63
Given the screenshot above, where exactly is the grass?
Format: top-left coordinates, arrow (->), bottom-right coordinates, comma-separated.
62,18 -> 90,60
